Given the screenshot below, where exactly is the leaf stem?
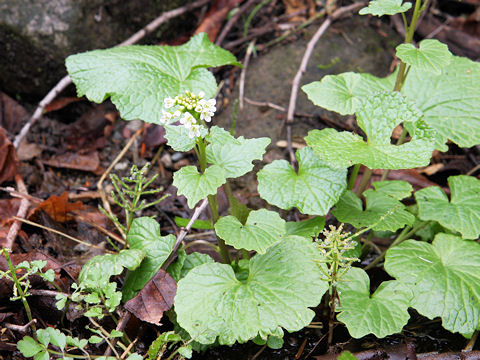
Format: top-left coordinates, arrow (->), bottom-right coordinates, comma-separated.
364,221 -> 429,270
347,164 -> 361,190
356,167 -> 372,195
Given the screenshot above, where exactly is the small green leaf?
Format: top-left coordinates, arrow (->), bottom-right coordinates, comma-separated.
84,292 -> 101,304
45,328 -> 66,350
79,249 -> 144,289
122,217 -> 176,301
173,165 -> 226,208
338,351 -> 359,360
36,329 -> 50,347
18,336 -> 43,357
84,306 -> 104,318
267,336 -> 284,349
66,33 -> 239,124
206,126 -> 270,178
359,0 -> 412,16
215,209 -> 286,253
178,345 -> 193,359
39,269 -> 55,282
415,175 -> 480,239
285,217 -> 325,238
385,233 -> 480,334
337,267 -> 412,338
163,124 -> 196,152
89,335 -> 103,344
66,336 -> 88,349
167,249 -> 187,281
257,147 -> 347,215
396,39 -> 452,74
126,354 -> 144,360
34,351 -> 49,360
174,216 -> 214,229
110,330 -> 124,338
306,92 -> 435,169
333,181 -> 415,232
175,236 -> 329,345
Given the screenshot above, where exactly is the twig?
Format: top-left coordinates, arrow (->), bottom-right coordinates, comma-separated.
13,0 -> 212,149
4,320 -> 37,334
104,310 -> 132,357
244,97 -> 286,111
216,0 -> 261,46
13,217 -> 114,254
239,41 -> 256,110
97,127 -> 143,240
5,175 -> 30,249
285,2 -> 365,167
29,289 -> 69,297
162,198 -> 210,270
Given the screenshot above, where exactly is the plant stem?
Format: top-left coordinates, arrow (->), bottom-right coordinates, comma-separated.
2,250 -> 37,337
356,167 -> 372,195
347,164 -> 361,190
327,286 -> 338,346
196,138 -> 232,264
364,221 -> 429,270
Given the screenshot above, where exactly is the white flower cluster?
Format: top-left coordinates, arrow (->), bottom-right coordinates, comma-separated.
160,90 -> 217,139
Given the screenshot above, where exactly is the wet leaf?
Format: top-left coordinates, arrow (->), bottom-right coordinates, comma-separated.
215,209 -> 286,253
337,267 -> 412,338
385,233 -> 480,334
0,127 -> 19,184
37,192 -> 84,222
124,269 -> 177,325
66,33 -> 240,125
175,236 -> 329,345
257,147 -> 347,215
415,175 -> 480,239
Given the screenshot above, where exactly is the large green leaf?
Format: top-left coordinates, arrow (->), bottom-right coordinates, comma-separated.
79,249 -> 144,289
415,175 -> 480,239
302,56 -> 480,151
215,209 -> 286,253
175,236 -> 329,345
285,216 -> 325,238
385,233 -> 480,334
164,124 -> 197,152
66,33 -> 239,124
206,126 -> 270,178
336,267 -> 411,338
302,72 -> 395,116
257,147 -> 347,215
359,0 -> 412,16
333,181 -> 415,232
172,165 -> 226,208
306,92 -> 435,169
122,217 -> 176,301
396,39 -> 452,75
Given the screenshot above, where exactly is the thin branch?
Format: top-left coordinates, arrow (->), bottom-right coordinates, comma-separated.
5,175 -> 30,249
162,198 -> 210,270
13,0 -> 212,149
216,0 -> 261,46
239,41 -> 256,110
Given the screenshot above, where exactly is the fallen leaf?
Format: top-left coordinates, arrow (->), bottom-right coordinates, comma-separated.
36,192 -> 84,222
124,269 -> 177,325
42,151 -> 104,175
195,0 -> 242,41
0,198 -> 21,226
44,97 -> 84,113
142,124 -> 166,149
0,127 -> 19,184
0,92 -> 28,134
16,141 -> 43,161
420,163 -> 444,176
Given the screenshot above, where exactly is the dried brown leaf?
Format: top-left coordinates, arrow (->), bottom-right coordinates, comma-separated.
0,127 -> 19,185
124,269 -> 177,325
42,151 -> 104,174
36,192 -> 84,222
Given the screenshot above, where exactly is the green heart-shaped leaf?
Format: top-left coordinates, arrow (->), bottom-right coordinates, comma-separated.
396,39 -> 452,74
174,236 -> 328,345
337,267 -> 412,338
257,147 -> 347,215
385,233 -> 480,334
415,175 -> 480,239
215,209 -> 286,253
122,217 -> 176,301
306,92 -> 435,169
333,180 -> 415,232
359,0 -> 412,16
66,33 -> 239,124
173,165 -> 226,208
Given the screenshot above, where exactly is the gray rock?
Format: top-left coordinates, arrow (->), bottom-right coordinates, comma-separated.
0,0 -> 195,99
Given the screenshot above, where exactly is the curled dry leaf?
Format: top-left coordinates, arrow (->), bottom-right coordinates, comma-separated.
42,151 -> 104,175
124,269 -> 177,325
0,127 -> 19,185
36,192 -> 84,223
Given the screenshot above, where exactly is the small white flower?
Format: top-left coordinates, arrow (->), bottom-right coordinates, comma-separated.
160,111 -> 173,124
196,98 -> 216,122
173,110 -> 182,118
188,124 -> 203,138
164,97 -> 175,109
198,91 -> 205,99
180,112 -> 196,129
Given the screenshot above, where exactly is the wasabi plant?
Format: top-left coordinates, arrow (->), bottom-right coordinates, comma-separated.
26,1 -> 479,355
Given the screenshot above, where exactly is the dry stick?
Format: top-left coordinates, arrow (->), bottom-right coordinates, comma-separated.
5,175 -> 30,249
162,198 -> 210,270
13,0 -> 212,149
285,2 -> 365,167
215,0 -> 261,46
239,41 -> 256,110
97,127 -> 143,240
104,310 -> 132,357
